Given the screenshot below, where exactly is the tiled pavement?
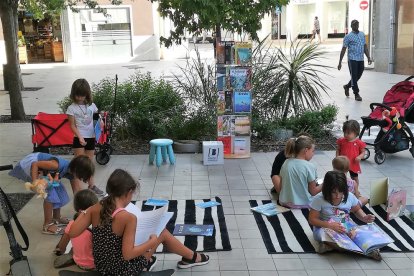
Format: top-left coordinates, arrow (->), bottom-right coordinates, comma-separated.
1,43 -> 414,275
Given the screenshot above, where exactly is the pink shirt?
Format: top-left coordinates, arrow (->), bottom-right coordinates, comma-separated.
65,221 -> 95,269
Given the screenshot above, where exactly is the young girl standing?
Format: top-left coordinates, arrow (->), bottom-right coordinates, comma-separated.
336,119 -> 366,187
66,78 -> 105,197
308,171 -> 380,260
69,169 -> 209,275
278,136 -> 322,208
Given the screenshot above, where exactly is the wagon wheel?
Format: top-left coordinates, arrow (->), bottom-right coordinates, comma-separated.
362,148 -> 370,161
374,150 -> 386,165
96,151 -> 110,165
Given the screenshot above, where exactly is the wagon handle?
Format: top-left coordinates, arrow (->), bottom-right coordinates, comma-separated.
0,164 -> 13,171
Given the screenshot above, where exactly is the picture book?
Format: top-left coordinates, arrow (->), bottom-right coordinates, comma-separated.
221,115 -> 234,136
386,189 -> 407,221
224,90 -> 233,114
251,203 -> 290,217
234,136 -> 250,155
234,116 -> 250,136
216,41 -> 225,64
233,91 -> 251,113
217,116 -> 224,136
217,136 -> 232,154
234,42 -> 252,65
196,201 -> 222,208
145,198 -> 169,207
325,223 -> 394,255
173,224 -> 214,236
125,203 -> 174,245
229,67 -> 252,90
370,177 -> 407,221
224,41 -> 235,64
217,91 -> 225,115
216,65 -> 228,91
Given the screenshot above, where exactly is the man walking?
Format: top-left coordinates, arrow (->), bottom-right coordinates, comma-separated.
310,16 -> 321,43
338,20 -> 372,101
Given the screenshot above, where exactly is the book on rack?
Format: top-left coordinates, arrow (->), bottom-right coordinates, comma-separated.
224,41 -> 235,64
229,67 -> 252,90
217,91 -> 225,115
173,224 -> 214,236
370,177 -> 407,221
125,203 -> 174,245
216,65 -> 228,91
216,41 -> 225,64
234,136 -> 250,155
233,91 -> 251,113
217,136 -> 232,154
234,116 -> 250,136
324,223 -> 394,255
224,90 -> 233,114
234,42 -> 252,65
221,115 -> 235,136
251,203 -> 290,216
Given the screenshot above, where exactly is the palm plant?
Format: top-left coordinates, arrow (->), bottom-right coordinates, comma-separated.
253,39 -> 332,120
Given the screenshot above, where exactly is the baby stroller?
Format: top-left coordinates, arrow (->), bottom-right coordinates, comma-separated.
95,111 -> 113,165
359,76 -> 414,164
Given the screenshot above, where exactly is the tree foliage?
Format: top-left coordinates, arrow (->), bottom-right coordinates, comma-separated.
153,0 -> 290,46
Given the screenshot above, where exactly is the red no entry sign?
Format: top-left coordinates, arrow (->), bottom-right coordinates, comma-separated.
360,0 -> 369,10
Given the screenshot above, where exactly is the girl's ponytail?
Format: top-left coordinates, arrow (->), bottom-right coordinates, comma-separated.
100,195 -> 116,225
284,138 -> 297,158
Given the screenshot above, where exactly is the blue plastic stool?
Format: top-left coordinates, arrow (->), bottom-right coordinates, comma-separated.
149,139 -> 175,167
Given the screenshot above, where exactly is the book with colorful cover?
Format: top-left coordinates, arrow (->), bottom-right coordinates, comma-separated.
145,198 -> 169,207
233,91 -> 251,113
217,136 -> 232,154
386,189 -> 407,221
234,116 -> 250,136
221,115 -> 234,136
325,223 -> 394,255
196,201 -> 221,208
216,65 -> 228,91
217,91 -> 225,115
234,136 -> 250,155
224,41 -> 235,64
251,203 -> 289,217
216,41 -> 225,64
229,67 -> 252,90
224,90 -> 233,114
234,42 -> 252,65
173,224 -> 214,236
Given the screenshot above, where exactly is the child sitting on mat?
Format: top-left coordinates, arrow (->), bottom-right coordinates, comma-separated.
69,169 -> 210,274
308,171 -> 381,260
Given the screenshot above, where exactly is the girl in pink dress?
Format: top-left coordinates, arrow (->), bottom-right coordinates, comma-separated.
336,119 -> 366,187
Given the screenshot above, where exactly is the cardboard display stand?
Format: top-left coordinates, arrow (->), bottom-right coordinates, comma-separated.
216,41 -> 252,159
203,141 -> 224,165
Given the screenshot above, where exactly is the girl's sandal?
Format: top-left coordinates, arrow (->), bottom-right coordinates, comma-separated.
54,246 -> 62,256
177,251 -> 209,269
42,222 -> 65,235
53,217 -> 70,225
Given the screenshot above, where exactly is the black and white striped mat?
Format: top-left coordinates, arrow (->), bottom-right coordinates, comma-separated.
136,197 -> 232,253
250,200 -> 414,254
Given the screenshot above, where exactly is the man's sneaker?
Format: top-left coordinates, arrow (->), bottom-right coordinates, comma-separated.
89,185 -> 107,198
343,85 -> 350,97
355,94 -> 362,101
145,256 -> 157,271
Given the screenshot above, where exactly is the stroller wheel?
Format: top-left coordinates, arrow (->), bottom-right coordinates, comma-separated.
107,145 -> 114,156
374,151 -> 386,165
362,148 -> 370,161
96,151 -> 110,165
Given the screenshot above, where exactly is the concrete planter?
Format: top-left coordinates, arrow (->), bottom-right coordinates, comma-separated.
173,140 -> 201,153
274,129 -> 294,140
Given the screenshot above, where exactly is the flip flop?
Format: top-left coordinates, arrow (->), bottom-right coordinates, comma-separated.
43,222 -> 65,235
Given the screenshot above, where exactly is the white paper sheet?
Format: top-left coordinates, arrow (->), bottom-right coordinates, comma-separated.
125,203 -> 173,245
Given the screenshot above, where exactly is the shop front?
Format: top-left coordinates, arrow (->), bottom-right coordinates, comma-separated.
17,12 -> 64,63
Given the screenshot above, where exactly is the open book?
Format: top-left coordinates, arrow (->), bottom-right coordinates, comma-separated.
125,203 -> 173,245
251,203 -> 290,217
325,223 -> 394,255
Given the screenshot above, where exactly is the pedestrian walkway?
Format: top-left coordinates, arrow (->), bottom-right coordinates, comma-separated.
0,46 -> 413,275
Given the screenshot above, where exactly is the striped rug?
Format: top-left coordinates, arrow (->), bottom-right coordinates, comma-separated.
135,197 -> 232,253
249,200 -> 414,254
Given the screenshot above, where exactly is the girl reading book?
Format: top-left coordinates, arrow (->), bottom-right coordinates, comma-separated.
308,171 -> 383,260
69,169 -> 209,275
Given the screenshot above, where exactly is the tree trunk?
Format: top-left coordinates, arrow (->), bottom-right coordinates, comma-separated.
0,2 -> 26,120
215,24 -> 221,43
